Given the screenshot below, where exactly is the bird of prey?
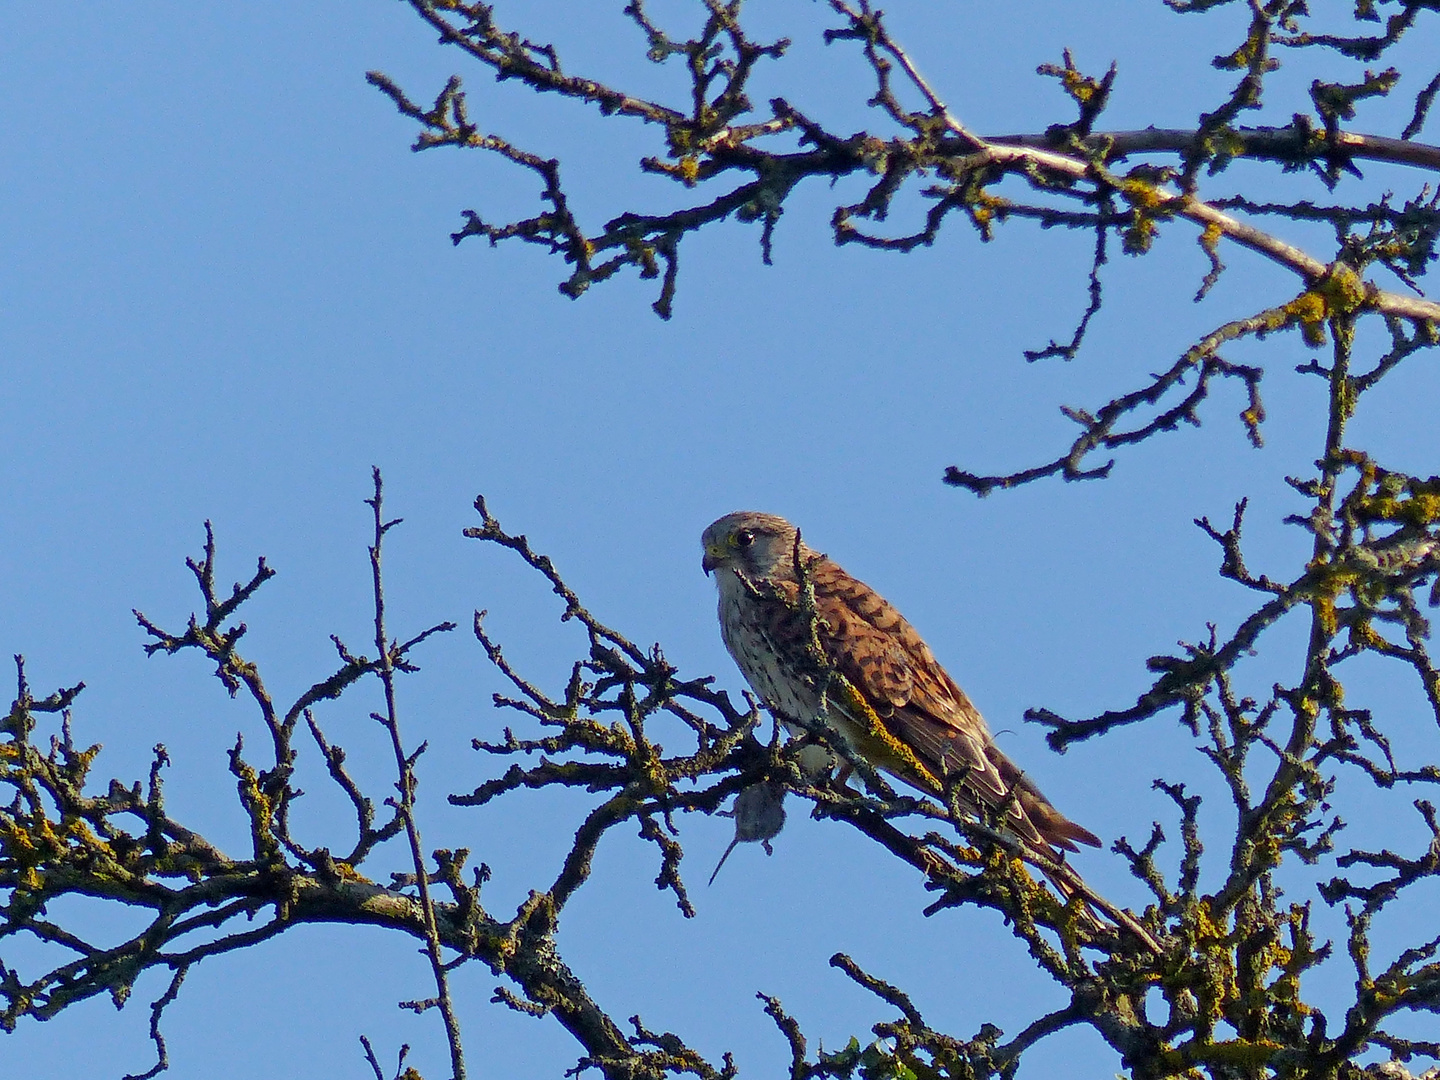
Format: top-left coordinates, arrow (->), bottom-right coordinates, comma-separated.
702,510 -> 1099,858
701,512 -> 1159,950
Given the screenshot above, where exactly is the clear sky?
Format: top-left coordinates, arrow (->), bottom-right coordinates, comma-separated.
3,2 -> 1438,1077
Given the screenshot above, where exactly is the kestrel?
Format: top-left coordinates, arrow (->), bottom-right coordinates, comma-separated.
701,511 -> 1100,863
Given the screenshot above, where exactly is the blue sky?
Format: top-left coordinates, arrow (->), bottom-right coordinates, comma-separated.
3,2 -> 1438,1077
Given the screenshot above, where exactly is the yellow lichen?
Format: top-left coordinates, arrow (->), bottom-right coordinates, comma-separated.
1306,562 -> 1361,639
1119,178 -> 1164,210
1,819 -> 37,854
1314,263 -> 1369,317
833,677 -> 942,792
1123,215 -> 1158,255
1283,291 -> 1328,346
1354,478 -> 1440,526
1163,1038 -> 1283,1070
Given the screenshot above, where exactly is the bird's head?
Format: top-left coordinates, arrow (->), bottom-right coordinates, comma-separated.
701,511 -> 805,581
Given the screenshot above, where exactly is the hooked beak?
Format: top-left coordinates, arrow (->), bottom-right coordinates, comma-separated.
702,546 -> 723,575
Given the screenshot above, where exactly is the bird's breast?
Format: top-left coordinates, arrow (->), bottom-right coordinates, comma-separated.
717,586 -> 818,723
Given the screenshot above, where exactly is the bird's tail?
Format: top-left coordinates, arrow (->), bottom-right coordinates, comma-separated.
981,753 -> 1160,952
1033,855 -> 1161,955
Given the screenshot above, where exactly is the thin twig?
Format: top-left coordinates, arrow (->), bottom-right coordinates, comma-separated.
366,468 -> 467,1080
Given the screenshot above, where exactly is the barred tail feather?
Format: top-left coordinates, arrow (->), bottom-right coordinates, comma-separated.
1038,858 -> 1161,955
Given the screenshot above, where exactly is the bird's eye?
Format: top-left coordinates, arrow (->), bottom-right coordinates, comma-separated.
734,529 -> 755,548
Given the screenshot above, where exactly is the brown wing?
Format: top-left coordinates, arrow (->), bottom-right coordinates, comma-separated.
806,557 -> 1100,854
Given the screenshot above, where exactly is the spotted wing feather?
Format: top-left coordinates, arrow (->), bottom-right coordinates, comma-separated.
805,557 -> 1100,854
